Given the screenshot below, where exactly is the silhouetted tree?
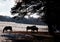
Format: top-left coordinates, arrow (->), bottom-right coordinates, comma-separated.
41,1 -> 60,42
11,0 -> 44,19
42,0 -> 60,36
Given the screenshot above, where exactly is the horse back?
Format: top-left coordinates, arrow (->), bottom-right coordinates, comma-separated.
27,26 -> 32,30
4,26 -> 12,30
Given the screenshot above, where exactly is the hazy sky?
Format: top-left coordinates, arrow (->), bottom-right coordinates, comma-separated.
0,0 -> 15,17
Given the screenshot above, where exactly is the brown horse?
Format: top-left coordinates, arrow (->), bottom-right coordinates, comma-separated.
3,26 -> 12,33
26,26 -> 38,32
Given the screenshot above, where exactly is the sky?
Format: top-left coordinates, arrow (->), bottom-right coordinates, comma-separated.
0,0 -> 15,17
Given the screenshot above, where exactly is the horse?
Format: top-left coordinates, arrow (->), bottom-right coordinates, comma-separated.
26,26 -> 38,32
3,26 -> 12,33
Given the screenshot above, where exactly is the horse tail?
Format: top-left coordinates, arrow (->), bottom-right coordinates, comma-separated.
26,26 -> 28,32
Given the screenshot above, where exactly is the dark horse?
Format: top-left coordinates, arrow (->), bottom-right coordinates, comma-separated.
3,26 -> 12,33
26,26 -> 38,32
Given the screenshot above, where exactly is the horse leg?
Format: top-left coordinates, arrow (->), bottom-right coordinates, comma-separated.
37,29 -> 38,32
10,29 -> 12,32
3,29 -> 7,33
26,29 -> 28,32
3,29 -> 4,33
32,30 -> 34,32
31,29 -> 33,32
